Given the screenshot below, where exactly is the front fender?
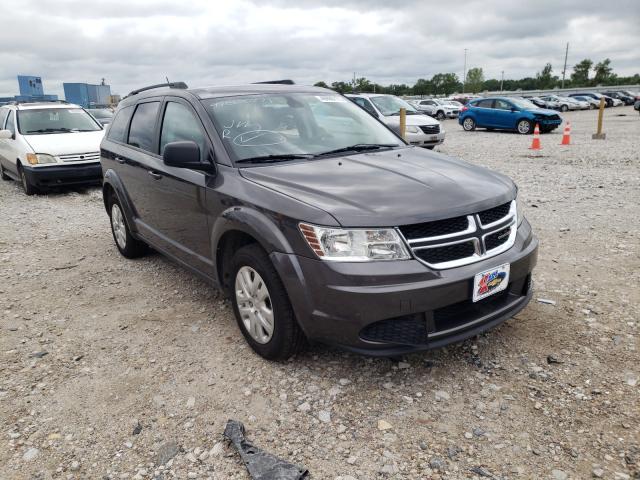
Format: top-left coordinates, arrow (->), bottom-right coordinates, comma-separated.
102,168 -> 139,235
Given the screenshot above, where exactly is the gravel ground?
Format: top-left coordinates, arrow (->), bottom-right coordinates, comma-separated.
1,106 -> 638,480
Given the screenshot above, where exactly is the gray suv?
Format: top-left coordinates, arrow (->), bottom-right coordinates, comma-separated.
100,82 -> 538,360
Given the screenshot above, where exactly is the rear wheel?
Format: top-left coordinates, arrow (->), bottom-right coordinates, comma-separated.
516,119 -> 533,135
18,165 -> 37,195
462,117 -> 476,131
560,105 -> 568,112
109,196 -> 147,258
229,244 -> 305,360
436,111 -> 445,120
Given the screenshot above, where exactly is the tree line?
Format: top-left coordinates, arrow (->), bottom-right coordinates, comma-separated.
314,58 -> 639,96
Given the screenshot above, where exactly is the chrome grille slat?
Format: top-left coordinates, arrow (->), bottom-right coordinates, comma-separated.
398,201 -> 518,269
58,151 -> 100,162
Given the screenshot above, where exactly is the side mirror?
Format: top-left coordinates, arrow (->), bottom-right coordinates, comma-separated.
0,129 -> 12,140
163,141 -> 215,173
510,107 -> 519,112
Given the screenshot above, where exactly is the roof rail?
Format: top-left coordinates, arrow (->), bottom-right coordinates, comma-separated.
252,79 -> 295,85
9,99 -> 70,105
126,82 -> 188,98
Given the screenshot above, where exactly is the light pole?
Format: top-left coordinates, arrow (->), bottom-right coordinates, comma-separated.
500,71 -> 504,92
463,48 -> 468,94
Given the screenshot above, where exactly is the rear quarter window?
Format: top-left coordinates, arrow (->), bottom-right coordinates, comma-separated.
106,106 -> 134,143
0,108 -> 9,128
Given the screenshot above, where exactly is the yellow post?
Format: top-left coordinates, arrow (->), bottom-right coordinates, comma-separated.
399,108 -> 406,140
592,98 -> 606,140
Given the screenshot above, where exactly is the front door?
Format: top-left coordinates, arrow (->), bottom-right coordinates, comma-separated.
492,99 -> 517,128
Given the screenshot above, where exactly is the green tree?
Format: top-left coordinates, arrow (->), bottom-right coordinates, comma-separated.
314,81 -> 329,88
593,58 -> 613,85
571,59 -> 592,87
354,77 -> 374,92
536,63 -> 555,89
330,81 -> 353,93
465,67 -> 484,93
413,78 -> 431,96
431,73 -> 460,95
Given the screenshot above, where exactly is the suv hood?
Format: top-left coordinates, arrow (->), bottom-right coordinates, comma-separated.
240,148 -> 515,227
384,113 -> 440,128
24,130 -> 105,156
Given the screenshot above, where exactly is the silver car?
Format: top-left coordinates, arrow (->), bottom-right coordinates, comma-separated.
410,98 -> 459,119
347,93 -> 445,149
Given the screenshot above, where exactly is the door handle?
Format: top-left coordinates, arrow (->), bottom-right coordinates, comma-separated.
115,156 -> 126,164
148,171 -> 163,180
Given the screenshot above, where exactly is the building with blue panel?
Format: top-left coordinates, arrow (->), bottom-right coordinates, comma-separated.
0,75 -> 59,104
63,81 -> 112,108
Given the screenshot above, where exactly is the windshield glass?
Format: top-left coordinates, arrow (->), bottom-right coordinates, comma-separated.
18,108 -> 102,134
203,93 -> 402,162
87,108 -> 114,119
510,98 -> 538,109
369,96 -> 418,116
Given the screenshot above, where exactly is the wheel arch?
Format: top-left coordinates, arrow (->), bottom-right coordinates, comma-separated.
102,169 -> 139,234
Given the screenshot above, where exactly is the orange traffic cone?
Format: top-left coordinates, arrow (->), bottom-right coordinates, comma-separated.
560,122 -> 571,145
529,124 -> 541,150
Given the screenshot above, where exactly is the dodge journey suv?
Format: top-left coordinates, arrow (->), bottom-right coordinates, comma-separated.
100,82 -> 538,360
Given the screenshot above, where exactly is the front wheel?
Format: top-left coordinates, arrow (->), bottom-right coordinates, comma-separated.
109,196 -> 147,258
230,244 -> 306,360
436,111 -> 446,120
19,165 -> 37,195
462,117 -> 476,131
516,119 -> 533,134
560,105 -> 568,112
0,164 -> 10,181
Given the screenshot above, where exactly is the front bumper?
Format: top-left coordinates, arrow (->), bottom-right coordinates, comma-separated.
271,219 -> 538,356
405,131 -> 445,147
22,162 -> 102,187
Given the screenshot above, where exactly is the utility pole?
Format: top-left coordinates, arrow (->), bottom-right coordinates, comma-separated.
463,48 -> 468,94
500,71 -> 504,92
561,42 -> 569,89
353,72 -> 356,91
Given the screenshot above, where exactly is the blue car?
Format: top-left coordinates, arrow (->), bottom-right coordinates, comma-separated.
458,97 -> 562,134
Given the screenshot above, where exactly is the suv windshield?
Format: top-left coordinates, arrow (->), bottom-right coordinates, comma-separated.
18,108 -> 102,134
369,96 -> 419,116
204,93 -> 402,162
87,108 -> 114,119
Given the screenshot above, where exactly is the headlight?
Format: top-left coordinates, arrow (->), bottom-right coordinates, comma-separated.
405,125 -> 420,134
516,196 -> 524,226
299,224 -> 411,261
26,153 -> 57,165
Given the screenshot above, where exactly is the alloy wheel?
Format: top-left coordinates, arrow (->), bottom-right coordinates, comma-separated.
111,203 -> 127,250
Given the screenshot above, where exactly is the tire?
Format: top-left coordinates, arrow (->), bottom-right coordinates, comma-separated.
560,105 -> 568,112
18,165 -> 37,195
436,111 -> 445,120
0,164 -> 10,181
589,104 -> 595,110
424,146 -> 435,150
108,195 -> 147,258
462,117 -> 476,131
516,119 -> 533,135
229,244 -> 305,360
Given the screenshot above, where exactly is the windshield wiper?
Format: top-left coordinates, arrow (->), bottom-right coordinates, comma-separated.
26,128 -> 73,134
314,143 -> 399,157
236,154 -> 315,164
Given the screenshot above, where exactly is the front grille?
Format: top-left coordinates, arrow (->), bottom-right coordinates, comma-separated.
59,152 -> 100,163
360,314 -> 428,345
484,227 -> 511,251
478,202 -> 511,225
399,215 -> 468,240
415,241 -> 476,264
399,201 -> 516,269
419,125 -> 440,135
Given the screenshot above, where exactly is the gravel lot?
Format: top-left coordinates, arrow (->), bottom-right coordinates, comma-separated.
1,106 -> 638,480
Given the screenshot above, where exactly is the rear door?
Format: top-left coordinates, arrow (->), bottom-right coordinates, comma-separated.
472,99 -> 495,127
0,111 -> 20,176
142,97 -> 213,275
0,108 -> 11,172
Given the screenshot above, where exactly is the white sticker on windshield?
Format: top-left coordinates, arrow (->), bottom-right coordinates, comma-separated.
315,96 -> 347,103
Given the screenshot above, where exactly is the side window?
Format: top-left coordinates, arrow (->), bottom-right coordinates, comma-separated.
107,106 -> 134,143
494,100 -> 512,110
160,102 -> 207,160
127,102 -> 160,152
0,109 -> 8,129
353,98 -> 377,115
5,111 -> 15,134
476,99 -> 494,109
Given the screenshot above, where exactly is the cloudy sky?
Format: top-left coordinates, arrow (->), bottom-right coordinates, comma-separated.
1,0 -> 638,97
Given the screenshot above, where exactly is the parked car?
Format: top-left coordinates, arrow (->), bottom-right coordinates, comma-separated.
565,96 -> 590,110
87,108 -> 115,126
605,95 -> 623,107
411,98 -> 459,119
0,100 -> 105,194
524,96 -> 554,109
602,91 -> 635,106
459,97 -> 562,134
570,95 -> 599,109
100,82 -> 538,360
347,93 -> 445,149
569,92 -> 612,107
619,90 -> 640,101
635,100 -> 640,115
540,95 -> 580,112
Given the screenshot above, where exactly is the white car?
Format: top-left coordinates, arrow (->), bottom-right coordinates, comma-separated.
347,93 -> 445,149
0,101 -> 105,194
410,98 -> 459,119
540,95 -> 580,112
